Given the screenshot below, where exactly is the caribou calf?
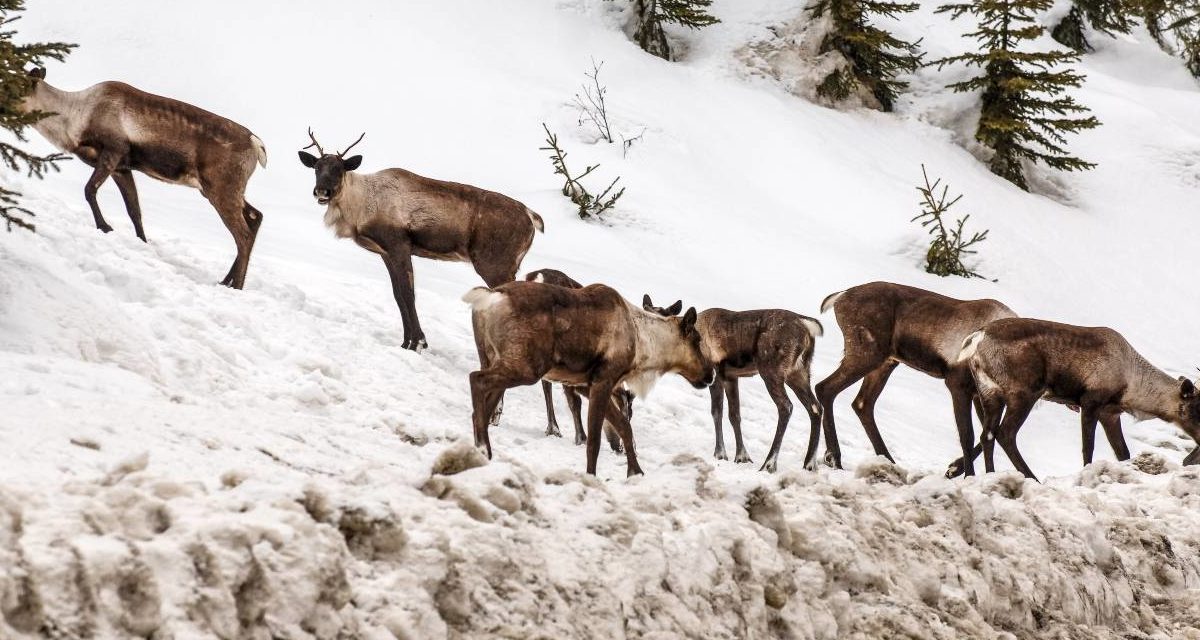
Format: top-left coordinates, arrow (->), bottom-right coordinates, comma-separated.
645,299 -> 823,472
300,130 -> 544,350
20,68 -> 268,288
815,282 -> 1016,475
524,268 -> 631,452
465,281 -> 713,476
960,318 -> 1200,480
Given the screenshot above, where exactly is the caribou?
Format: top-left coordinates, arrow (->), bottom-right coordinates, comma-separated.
464,281 -> 713,476
644,298 -> 823,472
959,318 -> 1200,480
20,68 -> 268,288
299,130 -> 544,350
815,282 -> 1016,476
524,268 -> 631,452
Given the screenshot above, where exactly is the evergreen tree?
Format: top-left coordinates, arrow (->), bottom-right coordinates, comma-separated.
1175,11 -> 1200,78
1131,0 -> 1200,77
1132,0 -> 1173,49
627,0 -> 720,61
807,0 -> 923,111
0,0 -> 73,232
935,0 -> 1100,191
1050,0 -> 1134,53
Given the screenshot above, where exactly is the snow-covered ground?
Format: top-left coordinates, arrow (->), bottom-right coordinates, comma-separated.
2,0 -> 1200,637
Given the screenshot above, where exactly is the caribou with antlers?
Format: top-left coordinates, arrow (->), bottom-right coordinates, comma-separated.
20,68 -> 268,288
299,129 -> 545,350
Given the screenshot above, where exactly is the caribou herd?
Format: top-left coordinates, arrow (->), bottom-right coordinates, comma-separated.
20,68 -> 1200,480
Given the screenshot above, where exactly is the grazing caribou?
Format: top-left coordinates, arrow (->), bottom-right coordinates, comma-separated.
524,268 -> 631,452
644,298 -> 823,472
815,282 -> 1016,475
959,318 -> 1200,480
20,68 -> 268,288
464,281 -> 713,476
299,130 -> 544,350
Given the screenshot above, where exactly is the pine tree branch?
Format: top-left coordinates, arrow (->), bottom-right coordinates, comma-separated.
540,123 -> 625,220
0,0 -> 77,233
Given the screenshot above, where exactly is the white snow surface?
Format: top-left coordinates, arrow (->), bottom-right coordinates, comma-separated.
3,0 -> 1200,637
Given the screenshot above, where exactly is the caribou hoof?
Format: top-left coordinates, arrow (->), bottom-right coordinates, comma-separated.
803,457 -> 819,472
823,450 -> 842,469
759,457 -> 778,473
945,460 -> 966,479
546,425 -> 562,438
734,451 -> 752,464
402,337 -> 428,351
609,441 -> 624,454
714,448 -> 728,461
574,434 -> 586,446
97,223 -> 113,233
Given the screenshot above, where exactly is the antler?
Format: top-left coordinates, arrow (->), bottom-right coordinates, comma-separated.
302,127 -> 326,156
339,132 -> 366,157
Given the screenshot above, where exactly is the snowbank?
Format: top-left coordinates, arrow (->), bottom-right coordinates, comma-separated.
4,451 -> 1200,638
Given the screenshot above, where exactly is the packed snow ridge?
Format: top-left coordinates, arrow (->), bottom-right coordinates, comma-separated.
5,434 -> 1200,638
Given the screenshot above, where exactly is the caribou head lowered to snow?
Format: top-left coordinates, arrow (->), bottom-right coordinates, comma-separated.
524,268 -> 632,452
643,297 -> 824,473
298,129 -> 544,350
959,317 -> 1200,480
20,67 -> 268,288
464,281 -> 713,476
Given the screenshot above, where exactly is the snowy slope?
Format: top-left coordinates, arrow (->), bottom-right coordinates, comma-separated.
1,0 -> 1200,637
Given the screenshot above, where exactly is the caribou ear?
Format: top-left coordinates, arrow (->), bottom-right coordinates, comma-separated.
298,151 -> 318,168
28,67 -> 45,80
666,300 -> 683,316
642,294 -> 653,311
1181,377 -> 1196,399
342,155 -> 363,171
681,307 -> 698,334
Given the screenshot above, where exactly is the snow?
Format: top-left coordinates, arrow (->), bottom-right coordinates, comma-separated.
2,0 -> 1200,637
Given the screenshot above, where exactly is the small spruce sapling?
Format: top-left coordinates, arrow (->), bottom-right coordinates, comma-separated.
911,165 -> 988,279
540,124 -> 625,220
0,0 -> 75,232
